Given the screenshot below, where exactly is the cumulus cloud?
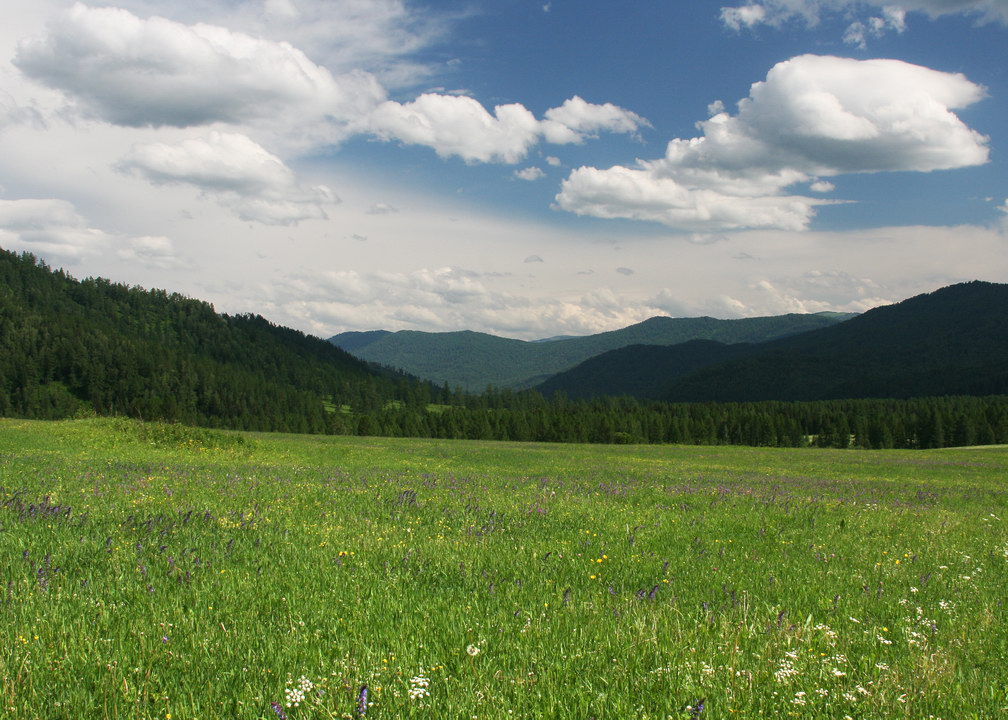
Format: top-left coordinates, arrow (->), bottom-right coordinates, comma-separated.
720,0 -> 1008,35
0,198 -> 112,262
515,167 -> 545,181
366,203 -> 399,215
14,3 -> 386,132
368,93 -> 646,164
118,131 -> 337,225
541,95 -> 650,143
13,4 -> 647,167
555,55 -> 989,231
369,94 -> 541,163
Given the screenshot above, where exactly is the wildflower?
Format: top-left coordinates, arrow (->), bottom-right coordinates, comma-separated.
270,701 -> 287,720
409,675 -> 430,701
687,697 -> 705,718
792,691 -> 807,706
356,685 -> 368,716
466,644 -> 481,657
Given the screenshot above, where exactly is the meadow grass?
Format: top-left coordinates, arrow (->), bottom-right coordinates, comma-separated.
1,417 -> 1006,719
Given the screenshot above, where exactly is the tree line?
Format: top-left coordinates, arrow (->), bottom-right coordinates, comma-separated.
3,247 -> 1006,449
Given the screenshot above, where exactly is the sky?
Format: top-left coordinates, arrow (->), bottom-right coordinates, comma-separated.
1,0 -> 1006,340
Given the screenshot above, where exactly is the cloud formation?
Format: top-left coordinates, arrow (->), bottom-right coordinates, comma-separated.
555,55 -> 989,231
515,167 -> 545,181
369,93 -> 648,164
0,198 -> 111,261
14,3 -> 385,132
118,132 -> 337,225
721,1 -> 1008,36
270,266 -> 660,338
14,4 -> 647,167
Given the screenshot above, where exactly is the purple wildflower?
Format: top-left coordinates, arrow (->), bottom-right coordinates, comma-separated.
689,697 -> 706,719
270,701 -> 287,720
356,684 -> 368,716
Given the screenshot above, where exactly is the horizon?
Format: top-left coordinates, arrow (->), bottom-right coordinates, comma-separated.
2,1 -> 1006,340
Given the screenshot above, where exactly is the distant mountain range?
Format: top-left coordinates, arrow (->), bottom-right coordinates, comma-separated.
329,312 -> 854,390
539,281 -> 1008,401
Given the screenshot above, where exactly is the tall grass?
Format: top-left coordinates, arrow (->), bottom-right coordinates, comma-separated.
1,417 -> 1005,719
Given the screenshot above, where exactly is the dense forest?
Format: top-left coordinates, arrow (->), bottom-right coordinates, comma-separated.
538,280 -> 1008,401
0,248 -> 425,432
3,247 -> 1007,449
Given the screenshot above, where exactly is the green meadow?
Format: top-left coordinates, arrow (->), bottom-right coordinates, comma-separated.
1,418 -> 1006,719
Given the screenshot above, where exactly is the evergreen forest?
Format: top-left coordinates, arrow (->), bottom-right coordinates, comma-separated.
2,247 -> 1007,449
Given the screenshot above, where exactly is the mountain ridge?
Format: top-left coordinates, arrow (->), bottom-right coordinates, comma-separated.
537,281 -> 1008,402
330,312 -> 856,389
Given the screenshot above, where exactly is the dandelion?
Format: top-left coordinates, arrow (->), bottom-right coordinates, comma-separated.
466,644 -> 481,657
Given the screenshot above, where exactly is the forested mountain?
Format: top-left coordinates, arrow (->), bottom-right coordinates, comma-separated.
0,248 -> 426,432
330,312 -> 853,389
539,281 -> 1008,402
5,247 -> 1007,450
537,340 -> 751,399
663,280 -> 1008,402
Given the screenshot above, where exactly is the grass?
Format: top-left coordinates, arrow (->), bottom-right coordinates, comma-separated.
1,417 -> 1006,719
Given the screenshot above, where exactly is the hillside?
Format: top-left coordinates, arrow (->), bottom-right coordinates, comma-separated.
330,312 -> 853,389
539,281 -> 1008,402
0,248 -> 421,431
661,281 -> 1008,402
537,340 -> 750,399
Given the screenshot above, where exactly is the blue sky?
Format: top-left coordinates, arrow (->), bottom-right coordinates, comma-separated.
1,0 -> 1006,339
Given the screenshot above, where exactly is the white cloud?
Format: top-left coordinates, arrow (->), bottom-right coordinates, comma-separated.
118,131 -> 337,225
515,166 -> 545,181
369,93 -> 541,164
0,198 -> 112,262
545,156 -> 562,167
556,164 -> 824,231
810,180 -> 835,192
555,55 -> 989,231
720,0 -> 1008,35
261,266 -> 662,338
366,203 -> 399,215
843,9 -> 905,48
14,3 -> 386,133
117,235 -> 185,268
721,4 -> 768,29
541,95 -> 649,143
369,93 -> 646,164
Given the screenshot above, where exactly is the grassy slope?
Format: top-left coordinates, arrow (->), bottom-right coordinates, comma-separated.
341,313 -> 851,390
1,418 -> 1006,719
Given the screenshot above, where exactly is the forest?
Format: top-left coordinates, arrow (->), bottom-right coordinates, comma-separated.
3,246 -> 1007,449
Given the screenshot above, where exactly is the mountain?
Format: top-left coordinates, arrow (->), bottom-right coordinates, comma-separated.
662,281 -> 1008,402
0,248 -> 420,431
329,312 -> 854,390
330,329 -> 392,352
540,281 -> 1008,402
537,340 -> 751,399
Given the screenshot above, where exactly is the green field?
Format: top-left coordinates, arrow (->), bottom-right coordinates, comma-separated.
1,418 -> 1006,719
